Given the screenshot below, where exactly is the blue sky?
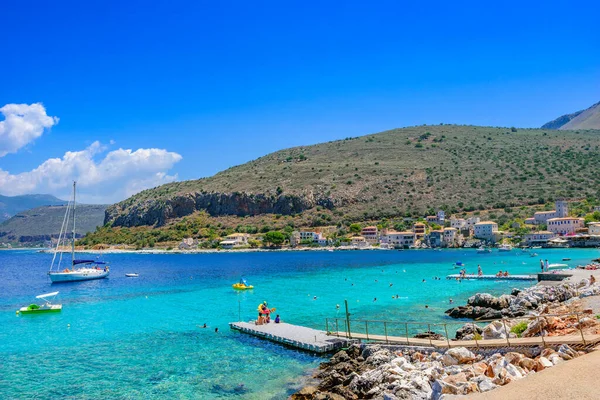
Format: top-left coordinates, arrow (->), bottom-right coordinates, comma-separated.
0,0 -> 598,203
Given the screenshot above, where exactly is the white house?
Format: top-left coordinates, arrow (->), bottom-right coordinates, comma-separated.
533,200 -> 569,224
473,221 -> 498,241
588,222 -> 600,236
450,218 -> 466,229
443,227 -> 458,246
351,236 -> 368,248
465,217 -> 481,228
547,217 -> 585,236
523,231 -> 555,246
381,231 -> 415,248
219,233 -> 249,249
298,231 -> 327,246
361,226 -> 379,244
437,210 -> 446,224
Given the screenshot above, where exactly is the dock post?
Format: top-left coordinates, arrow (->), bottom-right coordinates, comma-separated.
502,319 -> 511,346
537,316 -> 546,347
384,322 -> 389,344
428,323 -> 433,347
405,323 -> 409,345
575,313 -> 587,346
444,324 -> 451,348
335,319 -> 339,337
345,300 -> 352,339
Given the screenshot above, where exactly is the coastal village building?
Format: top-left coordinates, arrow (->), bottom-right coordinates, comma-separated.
589,222 -> 600,236
594,206 -> 600,212
361,226 -> 379,244
413,223 -> 426,239
524,218 -> 536,225
289,231 -> 301,247
351,236 -> 368,248
381,231 -> 415,248
465,217 -> 481,228
426,215 -> 438,224
473,221 -> 498,242
428,230 -> 443,247
443,227 -> 458,246
450,218 -> 466,229
298,231 -> 328,246
219,233 -> 249,249
547,217 -> 585,236
533,200 -> 569,224
522,231 -> 555,246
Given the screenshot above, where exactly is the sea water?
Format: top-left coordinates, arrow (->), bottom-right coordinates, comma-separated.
1,248 -> 598,399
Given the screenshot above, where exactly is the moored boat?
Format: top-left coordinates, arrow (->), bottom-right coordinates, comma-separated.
125,273 -> 139,277
498,244 -> 513,252
476,246 -> 492,254
17,292 -> 62,315
48,182 -> 110,283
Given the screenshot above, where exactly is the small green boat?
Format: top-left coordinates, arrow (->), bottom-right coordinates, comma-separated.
17,292 -> 62,315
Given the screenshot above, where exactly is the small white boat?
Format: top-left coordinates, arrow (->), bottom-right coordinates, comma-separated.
562,258 -> 571,261
548,263 -> 569,269
498,244 -> 513,252
125,273 -> 139,277
531,246 -> 542,249
17,292 -> 62,315
476,247 -> 492,254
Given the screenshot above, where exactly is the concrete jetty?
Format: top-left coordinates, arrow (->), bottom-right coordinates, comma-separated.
229,321 -> 352,353
446,274 -> 536,281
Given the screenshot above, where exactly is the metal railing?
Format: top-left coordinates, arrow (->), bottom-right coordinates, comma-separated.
325,311 -> 596,349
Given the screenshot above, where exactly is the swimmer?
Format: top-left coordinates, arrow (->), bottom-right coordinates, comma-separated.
215,328 -> 219,333
202,323 -> 207,328
313,296 -> 318,300
389,283 -> 393,287
373,297 -> 377,302
422,279 -> 426,283
425,305 -> 429,309
449,299 -> 453,304
336,304 -> 340,309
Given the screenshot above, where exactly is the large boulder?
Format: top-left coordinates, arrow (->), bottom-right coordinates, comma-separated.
446,347 -> 477,364
522,318 -> 547,337
455,323 -> 483,340
482,320 -> 508,340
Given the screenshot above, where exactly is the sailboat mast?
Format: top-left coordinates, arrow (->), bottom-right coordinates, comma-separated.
71,181 -> 76,265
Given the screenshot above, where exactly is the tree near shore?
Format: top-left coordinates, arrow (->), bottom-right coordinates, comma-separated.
263,231 -> 285,247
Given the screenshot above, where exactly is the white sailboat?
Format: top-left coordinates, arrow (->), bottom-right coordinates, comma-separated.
48,181 -> 110,283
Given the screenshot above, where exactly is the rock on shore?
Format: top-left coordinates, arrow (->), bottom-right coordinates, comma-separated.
290,344 -> 582,400
445,279 -> 600,320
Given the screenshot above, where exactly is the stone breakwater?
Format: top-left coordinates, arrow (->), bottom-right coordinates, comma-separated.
445,278 -> 600,321
290,343 -> 583,400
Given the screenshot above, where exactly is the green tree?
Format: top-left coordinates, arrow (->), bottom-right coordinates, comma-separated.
349,223 -> 362,234
263,231 -> 285,246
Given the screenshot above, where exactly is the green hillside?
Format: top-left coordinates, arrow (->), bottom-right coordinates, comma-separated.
0,204 -> 107,246
105,124 -> 600,229
0,194 -> 65,222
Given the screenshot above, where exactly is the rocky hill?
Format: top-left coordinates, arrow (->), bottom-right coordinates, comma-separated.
0,204 -> 107,246
0,194 -> 65,222
542,101 -> 600,130
104,124 -> 600,229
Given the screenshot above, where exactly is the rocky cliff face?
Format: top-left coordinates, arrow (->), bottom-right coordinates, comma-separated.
105,191 -> 337,227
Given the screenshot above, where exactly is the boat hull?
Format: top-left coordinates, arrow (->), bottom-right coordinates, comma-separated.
18,304 -> 62,314
49,268 -> 109,283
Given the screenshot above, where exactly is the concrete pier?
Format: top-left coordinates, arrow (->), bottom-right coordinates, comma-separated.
229,321 -> 352,353
446,274 -> 536,281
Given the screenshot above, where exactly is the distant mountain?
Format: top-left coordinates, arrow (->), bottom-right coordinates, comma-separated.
0,194 -> 66,222
102,124 -> 600,230
0,204 -> 107,246
542,101 -> 600,130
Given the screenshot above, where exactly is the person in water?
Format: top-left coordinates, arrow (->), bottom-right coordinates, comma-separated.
275,314 -> 281,323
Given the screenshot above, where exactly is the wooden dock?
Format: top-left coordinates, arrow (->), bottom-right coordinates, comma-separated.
229,321 -> 353,353
446,274 -> 536,281
331,331 -> 600,350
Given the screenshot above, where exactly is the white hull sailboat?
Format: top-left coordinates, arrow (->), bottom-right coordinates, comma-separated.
48,181 -> 109,283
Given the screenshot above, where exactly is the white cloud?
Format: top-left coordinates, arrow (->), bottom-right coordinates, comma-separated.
0,103 -> 59,157
0,141 -> 182,203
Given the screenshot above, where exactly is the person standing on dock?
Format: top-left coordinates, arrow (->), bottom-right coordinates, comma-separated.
544,259 -> 549,272
477,265 -> 482,276
540,259 -> 544,273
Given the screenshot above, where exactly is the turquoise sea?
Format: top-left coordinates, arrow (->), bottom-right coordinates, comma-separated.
1,248 -> 599,399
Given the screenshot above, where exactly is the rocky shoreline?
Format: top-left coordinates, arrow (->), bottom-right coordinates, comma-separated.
291,277 -> 600,399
